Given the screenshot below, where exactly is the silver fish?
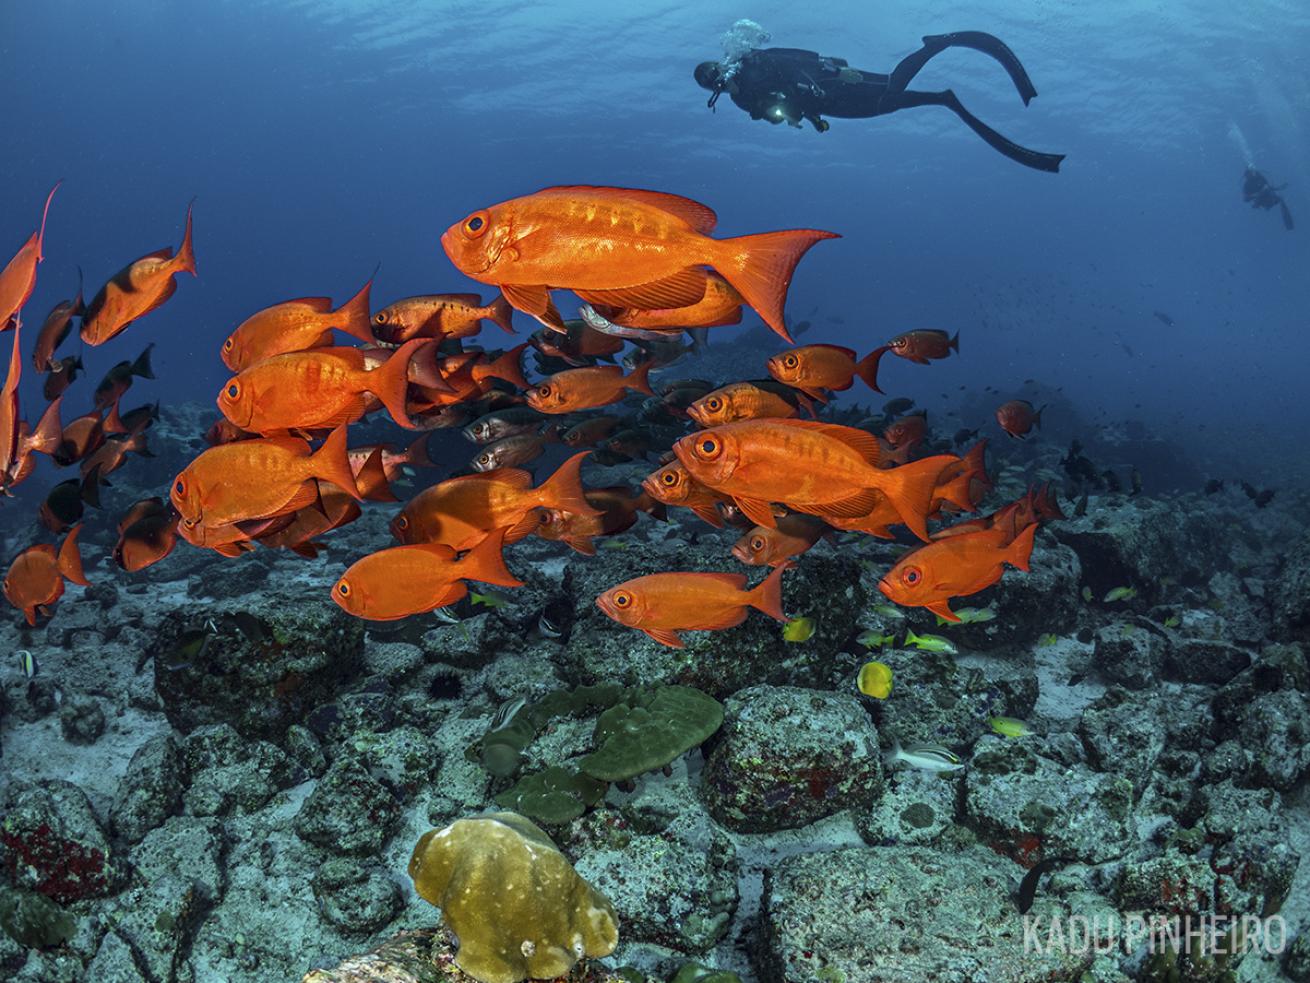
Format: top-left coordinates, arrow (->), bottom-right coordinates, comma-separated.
885,741 -> 964,773
578,304 -> 672,341
489,696 -> 528,733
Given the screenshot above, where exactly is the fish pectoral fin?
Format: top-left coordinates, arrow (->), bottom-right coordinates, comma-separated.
642,627 -> 685,648
500,284 -> 563,326
926,601 -> 960,622
733,496 -> 779,528
575,268 -> 708,312
565,535 -> 597,555
803,488 -> 881,518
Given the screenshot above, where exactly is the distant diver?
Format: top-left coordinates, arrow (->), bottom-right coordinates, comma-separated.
694,29 -> 1065,173
1242,167 -> 1294,230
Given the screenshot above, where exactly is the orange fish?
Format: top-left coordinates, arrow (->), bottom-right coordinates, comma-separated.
346,446 -> 400,503
348,436 -> 434,484
42,355 -> 83,401
0,325 -> 24,484
392,451 -> 597,550
533,321 -> 624,365
93,344 -> 154,410
170,425 -> 360,527
176,514 -> 272,556
879,522 -> 1037,621
221,277 -> 375,372
4,524 -> 88,626
333,527 -> 522,621
588,272 -> 744,330
596,563 -> 789,648
255,480 -> 362,558
535,486 -> 661,555
732,514 -> 828,566
823,493 -> 902,539
641,461 -> 730,528
81,202 -> 196,345
766,344 -> 885,399
526,362 -> 653,414
6,395 -> 63,489
32,273 -> 83,371
887,329 -> 959,364
560,415 -> 622,448
441,185 -> 837,341
53,408 -> 106,466
927,441 -> 990,516
996,400 -> 1043,439
932,485 -> 1061,545
113,498 -> 179,572
80,430 -> 152,480
204,418 -> 256,446
0,183 -> 60,332
883,412 -> 928,451
673,419 -> 953,540
39,470 -> 100,534
371,293 -> 514,344
217,338 -> 427,434
687,379 -> 809,428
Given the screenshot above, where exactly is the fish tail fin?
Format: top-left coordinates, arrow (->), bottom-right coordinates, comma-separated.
715,229 -> 840,342
335,274 -> 376,343
174,200 -> 197,276
132,432 -> 154,458
355,447 -> 398,502
80,466 -> 103,508
29,396 -> 63,455
950,330 -> 960,353
404,433 -> 435,469
538,451 -> 602,517
483,343 -> 529,390
35,181 -> 61,261
687,327 -> 710,353
747,561 -> 790,622
460,526 -> 523,588
369,338 -> 425,428
1006,521 -> 1038,572
58,523 -> 89,586
103,397 -> 127,435
132,343 -> 156,380
854,346 -> 888,393
625,359 -> 655,396
881,455 -> 955,541
309,425 -> 361,499
484,293 -> 516,334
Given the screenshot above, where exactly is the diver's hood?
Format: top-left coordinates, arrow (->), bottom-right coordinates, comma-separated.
694,61 -> 725,90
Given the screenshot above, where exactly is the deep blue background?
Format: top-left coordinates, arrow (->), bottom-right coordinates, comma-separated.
2,0 -> 1307,488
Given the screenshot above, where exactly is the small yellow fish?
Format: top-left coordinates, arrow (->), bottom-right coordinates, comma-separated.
858,661 -> 893,699
470,591 -> 513,609
904,629 -> 957,655
1081,586 -> 1093,602
989,716 -> 1032,738
1036,633 -> 1058,648
782,617 -> 815,643
937,606 -> 995,626
1163,615 -> 1180,629
872,603 -> 905,621
1103,586 -> 1137,603
857,630 -> 896,649
600,540 -> 629,551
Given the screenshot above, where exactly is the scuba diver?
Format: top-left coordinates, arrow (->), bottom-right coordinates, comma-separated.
1242,167 -> 1294,230
694,31 -> 1065,173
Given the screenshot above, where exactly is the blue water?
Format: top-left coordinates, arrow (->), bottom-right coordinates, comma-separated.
2,0 -> 1308,484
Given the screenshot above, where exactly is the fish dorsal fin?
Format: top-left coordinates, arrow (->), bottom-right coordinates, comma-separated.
283,297 -> 334,313
485,468 -> 534,490
575,268 -> 708,312
808,343 -> 858,360
540,186 -> 718,234
760,418 -> 881,465
441,293 -> 484,306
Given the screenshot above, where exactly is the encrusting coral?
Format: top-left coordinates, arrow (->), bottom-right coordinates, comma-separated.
407,812 -> 619,983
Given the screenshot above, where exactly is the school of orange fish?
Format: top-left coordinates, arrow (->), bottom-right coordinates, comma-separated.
1,183 -> 1061,645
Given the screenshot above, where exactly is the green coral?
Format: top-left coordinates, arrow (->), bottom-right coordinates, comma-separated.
468,683 -> 628,777
408,812 -> 619,983
495,766 -> 607,826
580,686 -> 725,782
0,886 -> 77,949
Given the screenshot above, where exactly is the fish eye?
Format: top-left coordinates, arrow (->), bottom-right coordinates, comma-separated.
222,337 -> 233,351
225,383 -> 239,399
374,312 -> 387,324
463,211 -> 490,238
537,385 -> 551,398
750,536 -> 766,551
174,479 -> 185,494
784,354 -> 798,368
613,591 -> 632,608
698,438 -> 719,457
337,582 -> 350,597
661,471 -> 678,486
396,516 -> 409,529
902,567 -> 922,586
707,397 -> 721,411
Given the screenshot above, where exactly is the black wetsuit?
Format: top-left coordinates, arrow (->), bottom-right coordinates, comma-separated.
1242,168 -> 1294,230
699,32 -> 1064,173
